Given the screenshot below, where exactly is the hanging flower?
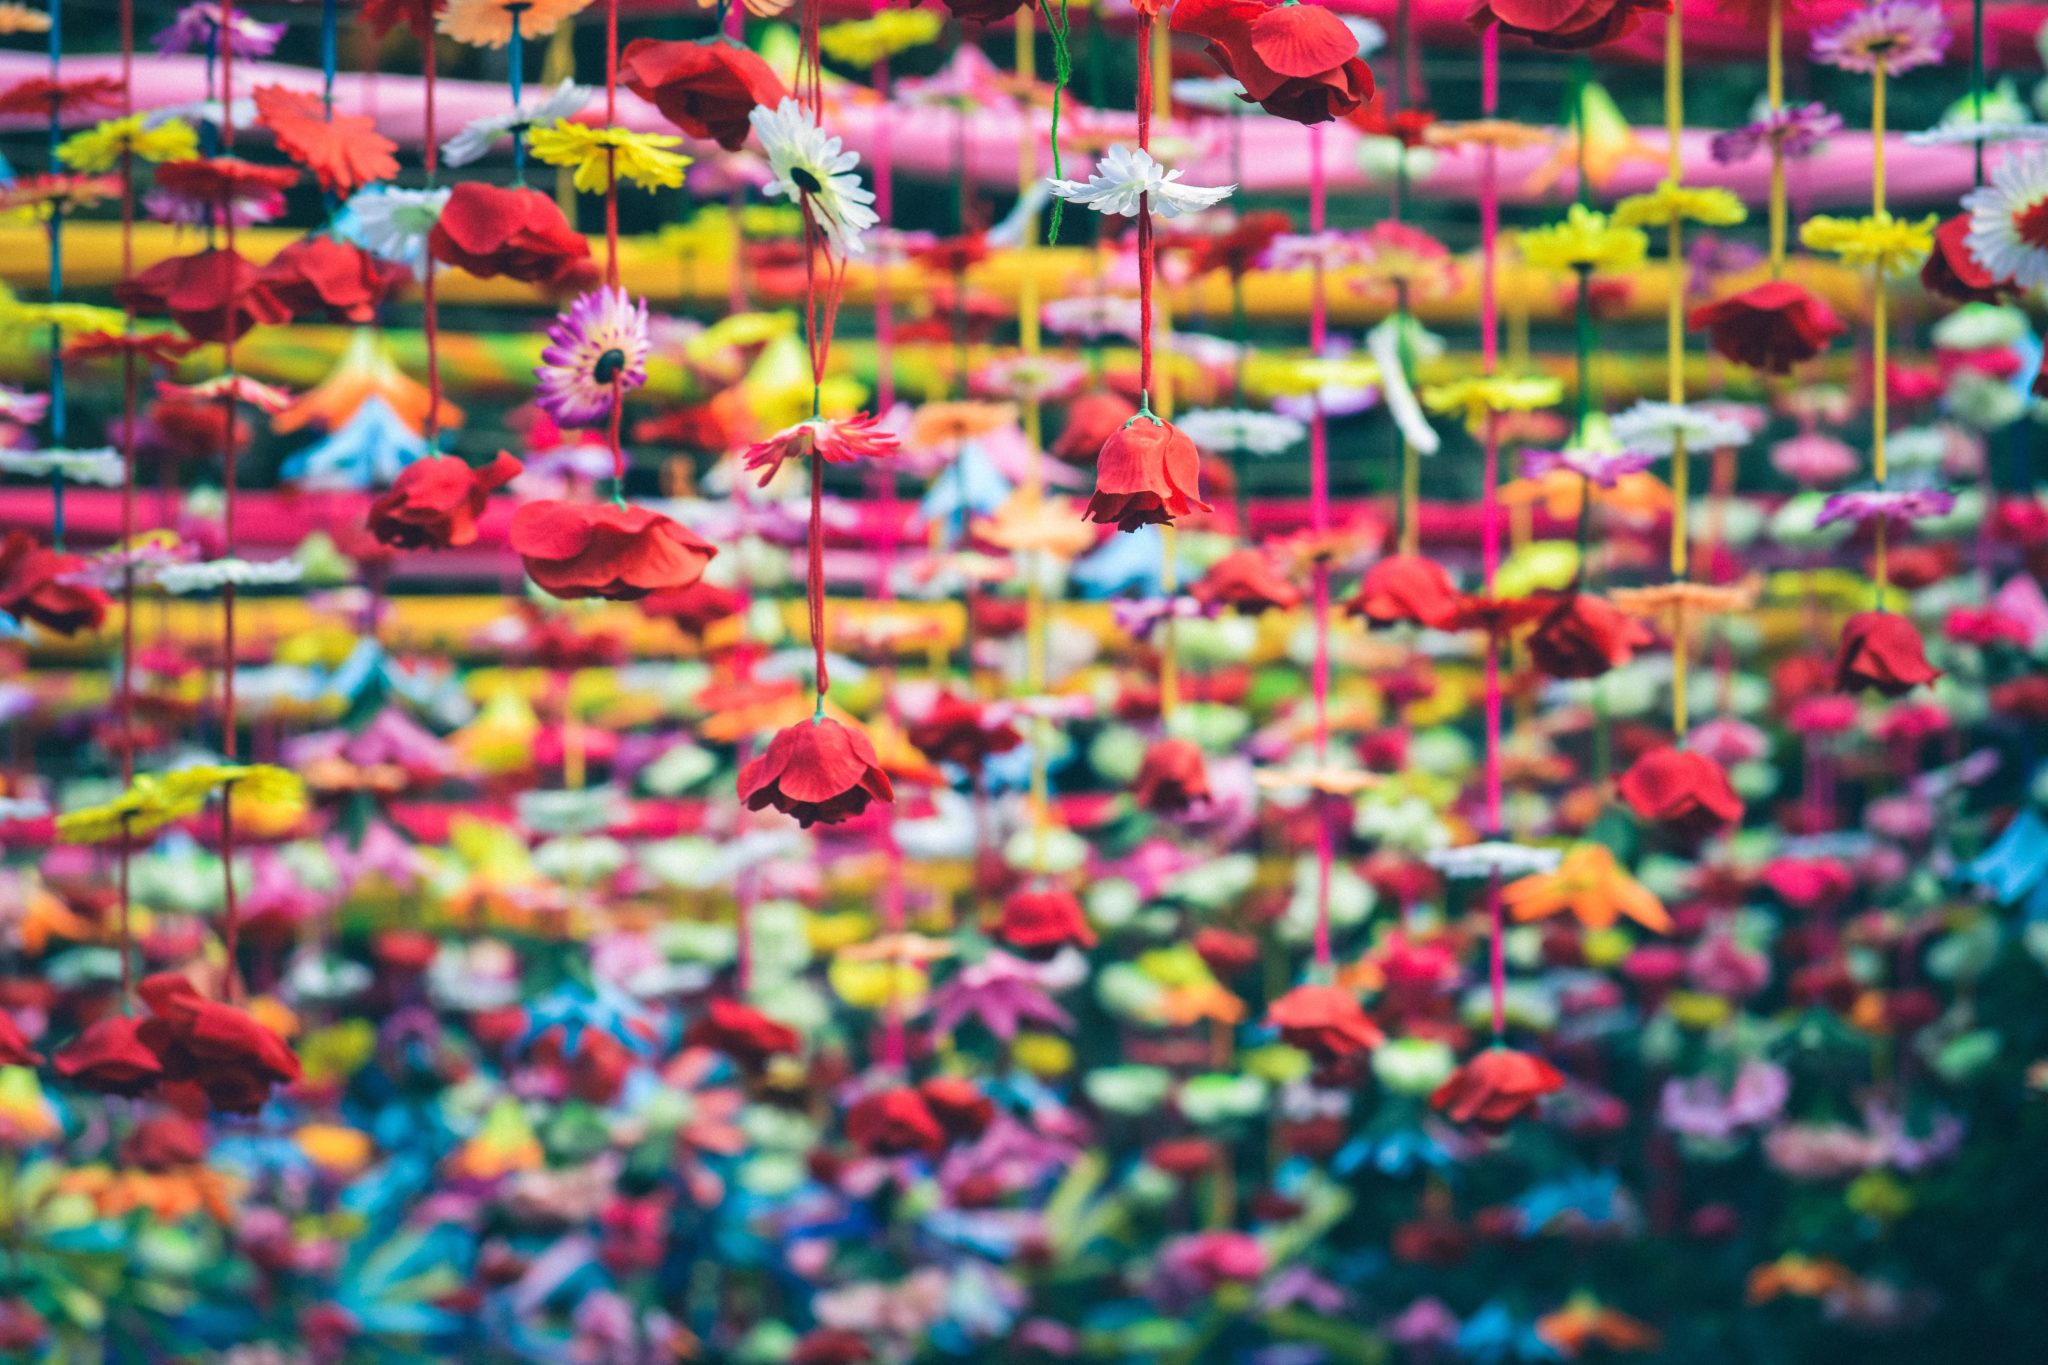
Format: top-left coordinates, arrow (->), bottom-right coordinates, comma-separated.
52,1017 -> 164,1098
1810,0 -> 1950,75
1431,1048 -> 1564,1133
154,1 -> 285,56
1960,145 -> 2048,291
1518,446 -> 1656,486
1420,374 -> 1561,432
998,887 -> 1097,957
1525,593 -> 1653,679
427,183 -> 592,286
621,38 -> 787,153
0,532 -> 110,637
1349,555 -> 1462,629
1516,204 -> 1647,274
749,98 -> 879,258
1610,400 -> 1752,454
1174,407 -> 1307,457
1190,548 -> 1303,614
1709,103 -> 1842,165
135,972 -> 302,1116
342,185 -> 452,281
535,289 -> 651,427
1084,413 -> 1213,531
906,692 -> 1023,774
253,85 -> 400,197
738,716 -> 896,827
368,453 -> 523,550
1048,145 -> 1237,221
54,775 -> 204,844
1921,213 -> 2015,303
740,414 -> 899,486
1689,281 -> 1848,374
685,998 -> 802,1068
1814,486 -> 1957,528
528,122 -> 692,194
509,500 -> 718,601
438,0 -> 594,48
442,79 -> 593,167
1503,843 -> 1671,932
1613,179 -> 1748,230
1834,611 -> 1940,696
1267,984 -> 1384,1063
1618,747 -> 1743,843
258,236 -> 412,323
1134,738 -> 1212,815
1799,211 -> 1937,278
57,115 -> 199,174
1171,0 -> 1375,125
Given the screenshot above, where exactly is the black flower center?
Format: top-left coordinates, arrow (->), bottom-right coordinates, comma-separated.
789,166 -> 824,194
593,348 -> 628,385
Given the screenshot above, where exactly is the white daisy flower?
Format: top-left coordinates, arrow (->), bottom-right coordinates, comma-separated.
0,448 -> 122,486
1425,841 -> 1563,880
1174,407 -> 1307,457
156,557 -> 306,595
749,98 -> 879,258
341,185 -> 452,281
1963,143 -> 2048,289
442,79 -> 594,168
1048,145 -> 1236,221
1609,400 -> 1753,455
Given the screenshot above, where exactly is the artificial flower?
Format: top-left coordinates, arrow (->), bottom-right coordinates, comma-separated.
535,289 -> 651,427
1049,145 -> 1237,221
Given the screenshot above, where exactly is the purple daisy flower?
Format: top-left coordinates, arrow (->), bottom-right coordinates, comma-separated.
1710,102 -> 1845,165
1811,0 -> 1950,76
1814,486 -> 1958,527
154,2 -> 286,58
1519,446 -> 1657,487
534,288 -> 651,428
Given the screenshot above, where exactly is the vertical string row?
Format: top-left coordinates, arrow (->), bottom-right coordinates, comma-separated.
1665,0 -> 1690,741
1308,125 -> 1334,975
1478,20 -> 1506,1042
218,0 -> 243,1003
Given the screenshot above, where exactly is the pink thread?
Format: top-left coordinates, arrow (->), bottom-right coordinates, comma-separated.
1480,19 -> 1506,1038
1308,125 -> 1335,971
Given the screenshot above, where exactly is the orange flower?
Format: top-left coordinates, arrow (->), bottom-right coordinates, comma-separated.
1747,1254 -> 1857,1303
1535,1297 -> 1661,1355
1502,843 -> 1670,933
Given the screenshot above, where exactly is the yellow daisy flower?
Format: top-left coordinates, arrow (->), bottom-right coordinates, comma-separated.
819,8 -> 944,66
1799,210 -> 1937,278
57,116 -> 199,174
527,121 -> 691,194
160,763 -> 309,811
1516,203 -> 1648,274
1613,178 -> 1748,229
54,776 -> 205,845
1421,373 -> 1563,431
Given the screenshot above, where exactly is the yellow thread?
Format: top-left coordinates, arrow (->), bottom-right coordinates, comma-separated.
1767,0 -> 1785,274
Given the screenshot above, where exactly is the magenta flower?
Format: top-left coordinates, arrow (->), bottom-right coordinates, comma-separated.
927,952 -> 1072,1041
535,288 -> 651,428
1519,446 -> 1657,486
1711,103 -> 1844,165
1811,0 -> 1950,75
154,2 -> 286,57
1815,486 -> 1957,527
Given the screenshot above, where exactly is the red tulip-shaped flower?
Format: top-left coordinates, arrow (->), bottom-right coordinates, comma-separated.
738,716 -> 897,827
509,500 -> 718,601
1618,746 -> 1743,843
370,452 -> 522,550
1431,1046 -> 1565,1133
1834,611 -> 1940,696
1086,415 -> 1212,532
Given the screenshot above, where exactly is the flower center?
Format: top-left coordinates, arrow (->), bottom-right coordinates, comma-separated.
593,348 -> 628,385
789,165 -> 824,194
2014,196 -> 2048,251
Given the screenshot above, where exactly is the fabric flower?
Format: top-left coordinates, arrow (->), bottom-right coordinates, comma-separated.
258,236 -> 412,323
997,887 -> 1097,956
0,532 -> 109,636
907,692 -> 1023,774
1349,555 -> 1461,628
1800,211 -> 1937,278
427,183 -> 592,285
737,717 -> 896,827
1171,0 -> 1375,124
1467,0 -> 1667,50
135,973 -> 302,1116
1084,414 -> 1212,531
52,1016 -> 164,1097
1134,738 -> 1212,815
115,248 -> 291,343
750,98 -> 879,257
684,997 -> 802,1068
1961,145 -> 2048,291
1431,1047 -> 1565,1133
1921,213 -> 2016,304
1834,611 -> 1940,696
621,38 -> 787,152
1190,548 -> 1302,614
528,122 -> 692,194
1811,0 -> 1949,75
1617,746 -> 1742,843
252,85 -> 399,197
1709,103 -> 1842,164
1689,281 -> 1848,374
369,453 -> 522,550
1048,145 -> 1237,220
846,1086 -> 946,1157
741,414 -> 899,486
1503,843 -> 1671,932
535,289 -> 651,427
508,500 -> 718,600
1267,983 -> 1384,1062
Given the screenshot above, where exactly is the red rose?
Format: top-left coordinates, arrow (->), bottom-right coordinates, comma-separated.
52,1015 -> 163,1097
620,37 -> 788,152
845,1086 -> 946,1157
1134,737 -> 1212,815
738,716 -> 896,827
370,452 -> 522,550
115,247 -> 291,343
997,887 -> 1097,956
916,1076 -> 995,1142
1834,611 -> 1940,696
1430,1047 -> 1565,1133
258,236 -> 411,323
428,183 -> 591,286
907,692 -> 1023,774
135,973 -> 302,1115
1688,280 -> 1847,374
1349,555 -> 1461,628
1190,547 -> 1302,614
1468,0 -> 1670,50
1173,0 -> 1374,125
0,532 -> 109,637
685,997 -> 802,1068
509,499 -> 718,600
1525,591 -> 1650,679
1086,415 -> 1212,532
1617,746 -> 1742,843
1921,214 -> 2014,305
1266,983 -> 1384,1062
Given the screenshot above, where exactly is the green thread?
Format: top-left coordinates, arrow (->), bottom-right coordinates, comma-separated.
1038,0 -> 1073,246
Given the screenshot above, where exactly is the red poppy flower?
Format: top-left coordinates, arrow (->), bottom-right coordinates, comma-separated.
258,235 -> 412,322
685,997 -> 802,1068
0,75 -> 122,119
1921,213 -> 2014,305
1266,983 -> 1384,1062
1617,746 -> 1742,843
0,532 -> 110,637
907,692 -> 1023,774
1173,0 -> 1375,125
917,1076 -> 995,1142
369,452 -> 522,550
845,1086 -> 946,1157
640,579 -> 745,639
509,500 -> 718,600
1468,0 -> 1670,50
52,1015 -> 163,1097
153,156 -> 301,206
1134,737 -> 1212,815
620,37 -> 789,153
116,248 -> 291,343
1689,280 -> 1847,374
252,85 -> 400,196
1525,592 -> 1651,679
1190,547 -> 1302,614
1834,611 -> 1940,697
0,1012 -> 40,1068
1430,1047 -> 1565,1133
738,716 -> 897,828
997,887 -> 1097,956
1051,393 -> 1131,463
1086,415 -> 1212,532
428,183 -> 591,286
1350,555 -> 1461,629
135,973 -> 302,1116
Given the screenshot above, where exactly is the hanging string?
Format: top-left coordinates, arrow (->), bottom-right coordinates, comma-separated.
423,14 -> 443,453
1308,124 -> 1335,974
1766,0 -> 1785,275
1871,60 -> 1890,603
1478,20 -> 1506,1043
1665,0 -> 1691,740
117,0 -> 138,1006
605,0 -> 626,501
44,0 -> 66,549
509,3 -> 530,180
1037,0 -> 1072,245
219,0 -> 243,1004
